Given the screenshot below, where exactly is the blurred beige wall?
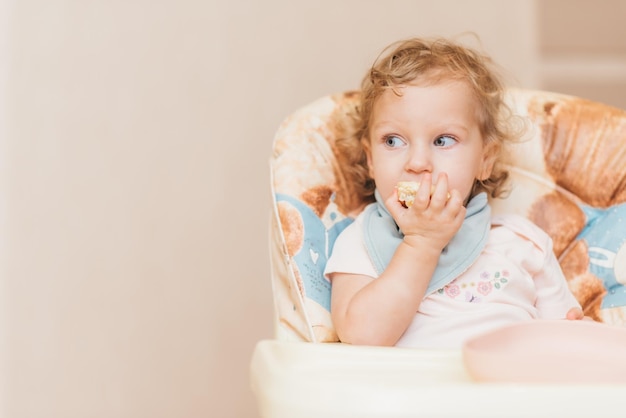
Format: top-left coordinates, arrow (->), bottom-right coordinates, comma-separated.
538,0 -> 626,109
0,1 -> 621,417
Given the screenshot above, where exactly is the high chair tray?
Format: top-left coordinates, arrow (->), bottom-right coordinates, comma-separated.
463,319 -> 626,384
250,339 -> 626,418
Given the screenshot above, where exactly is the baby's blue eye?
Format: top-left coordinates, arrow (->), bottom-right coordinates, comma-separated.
384,135 -> 404,147
434,135 -> 456,147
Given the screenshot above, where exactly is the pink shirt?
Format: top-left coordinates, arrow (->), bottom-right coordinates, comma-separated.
324,213 -> 581,348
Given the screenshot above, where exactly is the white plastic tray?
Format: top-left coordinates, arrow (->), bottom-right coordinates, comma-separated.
250,339 -> 626,418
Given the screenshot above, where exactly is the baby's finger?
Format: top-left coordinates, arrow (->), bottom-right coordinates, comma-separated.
411,174 -> 433,210
429,175 -> 451,208
565,307 -> 584,320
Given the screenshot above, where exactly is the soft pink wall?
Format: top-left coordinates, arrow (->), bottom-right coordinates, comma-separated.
12,0 -> 621,417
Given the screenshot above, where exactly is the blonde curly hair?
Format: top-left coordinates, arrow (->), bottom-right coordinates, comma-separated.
335,37 -> 521,209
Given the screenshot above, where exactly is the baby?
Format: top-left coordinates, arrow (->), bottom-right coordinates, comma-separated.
324,37 -> 583,348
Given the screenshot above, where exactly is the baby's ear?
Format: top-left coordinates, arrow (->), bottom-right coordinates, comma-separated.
478,142 -> 498,181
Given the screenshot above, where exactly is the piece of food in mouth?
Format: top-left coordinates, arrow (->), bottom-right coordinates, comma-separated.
396,181 -> 421,208
396,181 -> 450,207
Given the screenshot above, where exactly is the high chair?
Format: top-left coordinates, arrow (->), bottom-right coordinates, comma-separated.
250,89 -> 626,418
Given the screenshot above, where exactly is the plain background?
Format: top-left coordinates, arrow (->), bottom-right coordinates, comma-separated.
1,1 -> 625,417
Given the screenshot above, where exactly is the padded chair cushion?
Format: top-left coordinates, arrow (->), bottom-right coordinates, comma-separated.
269,89 -> 626,342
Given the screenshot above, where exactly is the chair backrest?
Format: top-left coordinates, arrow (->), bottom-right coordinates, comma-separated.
269,89 -> 626,342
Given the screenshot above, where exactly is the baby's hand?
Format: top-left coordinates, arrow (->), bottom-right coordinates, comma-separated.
565,307 -> 594,321
387,173 -> 465,252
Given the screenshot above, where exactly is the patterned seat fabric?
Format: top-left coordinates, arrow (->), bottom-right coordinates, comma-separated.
270,89 -> 626,342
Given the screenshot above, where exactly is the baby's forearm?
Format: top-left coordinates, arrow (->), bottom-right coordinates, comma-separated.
334,242 -> 440,346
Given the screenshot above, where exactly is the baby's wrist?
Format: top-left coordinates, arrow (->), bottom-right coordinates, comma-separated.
400,236 -> 443,257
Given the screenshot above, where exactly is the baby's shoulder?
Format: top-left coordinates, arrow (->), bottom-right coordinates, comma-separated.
332,205 -> 371,243
490,214 -> 552,251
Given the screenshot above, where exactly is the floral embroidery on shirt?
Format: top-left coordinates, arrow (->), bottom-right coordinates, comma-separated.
438,269 -> 510,302
476,280 -> 493,295
465,291 -> 480,303
444,284 -> 461,298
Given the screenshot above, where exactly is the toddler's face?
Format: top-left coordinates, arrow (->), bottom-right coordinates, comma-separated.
366,80 -> 494,205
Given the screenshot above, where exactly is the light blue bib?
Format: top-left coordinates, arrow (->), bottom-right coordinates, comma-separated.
363,190 -> 491,296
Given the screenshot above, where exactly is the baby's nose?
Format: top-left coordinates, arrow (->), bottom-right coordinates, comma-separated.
404,147 -> 432,173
